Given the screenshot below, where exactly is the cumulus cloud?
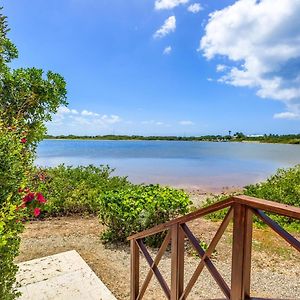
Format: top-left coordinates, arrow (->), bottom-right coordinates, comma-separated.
48,106 -> 122,134
179,120 -> 194,125
57,107 -> 78,115
216,64 -> 227,72
154,16 -> 176,38
81,109 -> 99,116
187,3 -> 203,13
155,0 -> 189,10
200,0 -> 300,119
163,46 -> 172,55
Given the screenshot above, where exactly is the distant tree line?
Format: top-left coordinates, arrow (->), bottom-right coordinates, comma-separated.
45,133 -> 300,144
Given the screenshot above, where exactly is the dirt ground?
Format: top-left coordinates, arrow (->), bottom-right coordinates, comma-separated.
16,215 -> 300,300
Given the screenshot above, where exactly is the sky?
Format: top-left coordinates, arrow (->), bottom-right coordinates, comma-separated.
3,0 -> 300,136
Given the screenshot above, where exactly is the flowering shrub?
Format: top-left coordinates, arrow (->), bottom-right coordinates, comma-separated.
17,190 -> 47,218
0,7 -> 66,298
29,165 -> 130,215
0,123 -> 29,299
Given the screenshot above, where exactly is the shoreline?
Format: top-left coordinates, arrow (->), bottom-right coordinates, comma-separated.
43,138 -> 300,145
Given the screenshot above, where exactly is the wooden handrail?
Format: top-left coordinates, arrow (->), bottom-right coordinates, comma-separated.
129,195 -> 300,300
233,195 -> 300,219
128,197 -> 234,240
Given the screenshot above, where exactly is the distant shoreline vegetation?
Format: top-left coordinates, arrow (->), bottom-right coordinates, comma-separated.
44,133 -> 300,144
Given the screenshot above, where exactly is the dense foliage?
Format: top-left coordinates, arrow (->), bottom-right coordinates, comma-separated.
203,165 -> 300,231
244,165 -> 300,230
29,165 -> 131,215
0,124 -> 28,299
0,7 -> 66,299
28,165 -> 192,246
98,184 -> 191,245
45,133 -> 300,144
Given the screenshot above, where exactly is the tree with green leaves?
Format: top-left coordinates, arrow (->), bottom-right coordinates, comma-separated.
0,7 -> 67,299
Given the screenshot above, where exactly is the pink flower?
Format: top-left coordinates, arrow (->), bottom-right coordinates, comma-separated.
36,193 -> 47,203
21,138 -> 27,144
33,208 -> 41,217
23,192 -> 35,203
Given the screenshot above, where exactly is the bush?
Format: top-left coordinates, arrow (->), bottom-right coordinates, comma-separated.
202,165 -> 300,231
244,165 -> 300,231
0,124 -> 27,299
29,164 -> 131,215
98,184 -> 191,246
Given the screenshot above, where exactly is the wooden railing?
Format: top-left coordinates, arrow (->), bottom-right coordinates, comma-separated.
128,195 -> 300,300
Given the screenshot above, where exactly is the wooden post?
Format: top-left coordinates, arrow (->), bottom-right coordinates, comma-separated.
131,239 -> 139,300
171,224 -> 185,300
231,204 -> 253,300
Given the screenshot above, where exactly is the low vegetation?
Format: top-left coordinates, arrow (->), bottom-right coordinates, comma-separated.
45,133 -> 300,144
203,164 -> 300,231
98,184 -> 190,245
29,165 -> 131,215
29,165 -> 191,246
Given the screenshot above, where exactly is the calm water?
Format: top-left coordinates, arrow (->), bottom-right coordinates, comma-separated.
36,140 -> 300,190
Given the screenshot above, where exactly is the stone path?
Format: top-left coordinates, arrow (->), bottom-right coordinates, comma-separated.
16,250 -> 117,300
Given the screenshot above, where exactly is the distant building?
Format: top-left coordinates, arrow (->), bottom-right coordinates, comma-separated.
247,134 -> 264,137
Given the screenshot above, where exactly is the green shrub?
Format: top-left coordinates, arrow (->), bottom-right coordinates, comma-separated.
0,124 -> 28,299
29,164 -> 131,215
244,165 -> 300,231
202,165 -> 300,231
98,184 -> 191,245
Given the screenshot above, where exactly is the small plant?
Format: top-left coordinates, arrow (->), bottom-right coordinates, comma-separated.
98,184 -> 191,246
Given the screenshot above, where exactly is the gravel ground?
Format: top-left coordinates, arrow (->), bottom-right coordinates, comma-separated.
16,215 -> 300,299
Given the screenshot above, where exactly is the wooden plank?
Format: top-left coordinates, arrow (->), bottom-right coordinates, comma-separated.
171,224 -> 185,300
253,209 -> 300,252
131,239 -> 140,300
128,198 -> 234,240
136,239 -> 171,299
137,231 -> 171,299
242,208 -> 253,298
181,223 -> 231,299
231,204 -> 253,300
233,195 -> 300,220
181,208 -> 233,300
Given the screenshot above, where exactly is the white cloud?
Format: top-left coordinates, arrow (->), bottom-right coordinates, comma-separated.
81,109 -> 99,116
154,16 -> 176,39
200,0 -> 300,119
163,46 -> 172,55
179,120 -> 194,125
274,111 -> 300,120
216,64 -> 227,72
155,0 -> 189,10
57,107 -> 79,115
48,107 -> 122,134
141,120 -> 165,126
187,3 -> 203,13
100,114 -> 121,124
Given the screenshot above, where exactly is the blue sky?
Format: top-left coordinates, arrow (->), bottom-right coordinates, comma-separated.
4,0 -> 300,136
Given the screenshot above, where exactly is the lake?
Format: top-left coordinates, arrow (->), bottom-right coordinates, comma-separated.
36,140 -> 300,191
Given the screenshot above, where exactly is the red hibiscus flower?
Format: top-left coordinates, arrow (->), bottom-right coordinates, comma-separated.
21,138 -> 27,144
33,208 -> 41,217
23,192 -> 35,203
36,193 -> 47,203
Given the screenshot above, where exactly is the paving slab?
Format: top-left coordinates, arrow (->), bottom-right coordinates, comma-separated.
16,250 -> 117,300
